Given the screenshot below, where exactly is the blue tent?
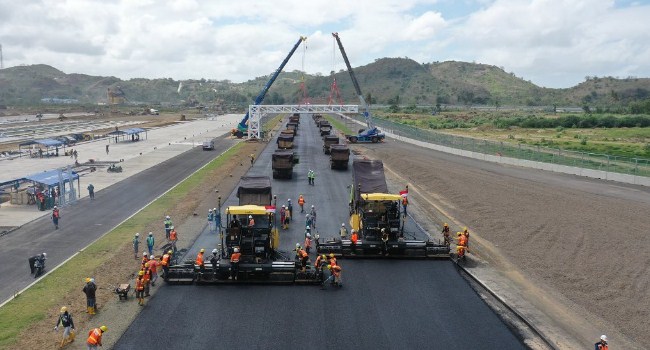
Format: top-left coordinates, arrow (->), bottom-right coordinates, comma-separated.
23,169 -> 79,187
107,128 -> 147,142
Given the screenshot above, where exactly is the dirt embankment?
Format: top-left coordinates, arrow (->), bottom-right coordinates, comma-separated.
363,141 -> 650,349
14,140 -> 265,349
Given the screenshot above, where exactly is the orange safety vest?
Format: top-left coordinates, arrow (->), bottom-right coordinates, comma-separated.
329,257 -> 337,266
87,328 -> 102,345
143,269 -> 151,282
351,233 -> 358,244
459,235 -> 468,247
402,197 -> 408,206
169,230 -> 177,241
230,252 -> 241,263
330,265 -> 342,277
315,256 -> 323,268
304,237 -> 311,248
161,254 -> 170,266
135,277 -> 145,291
249,218 -> 255,226
299,249 -> 308,259
196,252 -> 204,266
298,196 -> 305,205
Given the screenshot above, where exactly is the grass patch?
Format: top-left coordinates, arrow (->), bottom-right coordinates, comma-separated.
0,142 -> 244,349
324,115 -> 354,135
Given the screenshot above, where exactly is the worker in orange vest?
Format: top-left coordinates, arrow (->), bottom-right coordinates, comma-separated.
350,229 -> 359,254
140,251 -> 149,270
456,232 -> 468,259
196,249 -> 205,272
328,253 -> 337,267
462,227 -> 470,248
402,196 -> 408,216
297,247 -> 309,272
142,267 -> 152,297
304,233 -> 312,255
595,335 -> 608,350
248,215 -> 255,227
86,325 -> 107,349
324,264 -> 342,287
169,226 -> 178,253
135,271 -> 145,305
161,250 -> 171,279
147,255 -> 158,286
298,194 -> 305,213
230,247 -> 241,280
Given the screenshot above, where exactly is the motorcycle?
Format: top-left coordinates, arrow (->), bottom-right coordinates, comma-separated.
34,256 -> 46,278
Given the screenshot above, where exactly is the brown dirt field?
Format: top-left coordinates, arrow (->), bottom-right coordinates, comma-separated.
361,141 -> 650,348
13,139 -> 265,350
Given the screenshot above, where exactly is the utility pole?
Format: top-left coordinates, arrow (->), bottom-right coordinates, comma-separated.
0,44 -> 4,69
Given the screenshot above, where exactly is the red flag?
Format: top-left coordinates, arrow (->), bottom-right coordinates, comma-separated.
399,189 -> 408,198
265,205 -> 276,213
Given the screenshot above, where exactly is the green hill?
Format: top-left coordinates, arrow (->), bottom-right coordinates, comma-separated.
1,59 -> 649,109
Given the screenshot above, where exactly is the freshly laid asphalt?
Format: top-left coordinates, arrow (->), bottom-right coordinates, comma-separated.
0,135 -> 236,303
114,118 -> 526,349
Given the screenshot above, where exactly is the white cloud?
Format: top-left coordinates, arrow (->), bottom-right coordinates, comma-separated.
0,0 -> 649,88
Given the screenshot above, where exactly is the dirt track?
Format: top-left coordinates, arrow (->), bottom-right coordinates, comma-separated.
363,139 -> 650,348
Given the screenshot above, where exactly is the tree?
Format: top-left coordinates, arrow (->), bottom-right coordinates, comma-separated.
582,105 -> 591,114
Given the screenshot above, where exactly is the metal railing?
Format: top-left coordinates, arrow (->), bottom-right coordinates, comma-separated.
347,115 -> 650,177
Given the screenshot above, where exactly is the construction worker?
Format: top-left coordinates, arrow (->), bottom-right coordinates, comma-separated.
463,227 -> 470,248
402,196 -> 408,217
164,215 -> 173,240
169,226 -> 178,253
248,215 -> 255,228
307,169 -> 315,185
210,248 -> 219,273
196,248 -> 205,272
323,264 -> 342,287
147,255 -> 158,286
208,209 -> 214,231
132,233 -> 140,259
213,207 -> 221,233
298,247 -> 309,272
146,232 -> 155,256
298,194 -> 305,213
305,213 -> 313,229
135,271 -> 145,305
142,266 -> 152,297
230,247 -> 241,280
350,229 -> 359,254
86,325 -> 107,349
52,205 -> 60,229
381,228 -> 389,256
309,205 -> 317,229
284,208 -> 291,229
456,232 -> 468,260
250,153 -> 255,165
161,250 -> 171,279
54,306 -> 75,347
280,205 -> 286,230
286,199 -> 293,221
442,223 -> 451,246
328,253 -> 337,267
82,277 -> 97,315
340,223 -> 348,239
304,233 -> 312,255
141,251 -> 149,269
315,254 -> 326,285
595,335 -> 608,350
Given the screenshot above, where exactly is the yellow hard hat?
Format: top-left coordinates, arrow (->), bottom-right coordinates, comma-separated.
444,223 -> 448,226
85,277 -> 91,283
329,253 -> 334,258
60,306 -> 67,313
200,248 -> 205,253
321,254 -> 326,259
168,250 -> 173,254
464,227 -> 468,232
457,232 -> 462,236
327,264 -> 331,269
138,271 -> 144,276
100,325 -> 108,332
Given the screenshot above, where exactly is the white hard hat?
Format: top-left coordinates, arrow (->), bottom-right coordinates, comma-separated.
306,226 -> 310,230
296,243 -> 300,248
42,253 -> 47,257
150,254 -> 155,259
213,208 -> 217,211
209,208 -> 212,212
281,205 -> 285,208
248,215 -> 253,219
306,214 -> 310,217
170,226 -> 174,229
341,223 -> 345,227
135,232 -> 139,236
212,249 -> 218,254
166,215 -> 170,219
311,205 -> 314,208
287,198 -> 291,201
306,233 -> 311,237
143,251 -> 148,256
601,335 -> 608,342
90,278 -> 94,283
234,247 -> 239,253
148,232 -> 152,236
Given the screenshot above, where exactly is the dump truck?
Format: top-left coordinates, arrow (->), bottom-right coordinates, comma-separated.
323,135 -> 339,154
237,176 -> 272,205
319,121 -> 332,136
289,113 -> 300,125
277,133 -> 294,149
164,178 -> 322,285
272,150 -> 295,179
329,144 -> 350,170
286,122 -> 298,136
317,158 -> 449,258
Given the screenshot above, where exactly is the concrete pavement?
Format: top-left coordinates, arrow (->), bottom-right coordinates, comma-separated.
0,115 -> 240,231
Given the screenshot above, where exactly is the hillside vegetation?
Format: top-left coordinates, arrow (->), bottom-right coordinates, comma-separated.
1,59 -> 650,110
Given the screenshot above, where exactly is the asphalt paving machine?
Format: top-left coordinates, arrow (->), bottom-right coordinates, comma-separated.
165,176 -> 322,285
317,158 -> 449,258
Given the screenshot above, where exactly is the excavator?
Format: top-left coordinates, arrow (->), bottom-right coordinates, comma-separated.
231,36 -> 306,138
332,33 -> 385,144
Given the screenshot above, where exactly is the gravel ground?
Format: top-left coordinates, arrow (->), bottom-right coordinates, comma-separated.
13,140 -> 264,350
361,139 -> 650,349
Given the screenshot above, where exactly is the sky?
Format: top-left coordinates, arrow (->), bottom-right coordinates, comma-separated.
1,0 -> 650,88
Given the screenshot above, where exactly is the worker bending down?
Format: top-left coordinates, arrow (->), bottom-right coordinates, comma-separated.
323,264 -> 342,288
230,247 -> 241,280
456,232 -> 468,259
86,325 -> 107,350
